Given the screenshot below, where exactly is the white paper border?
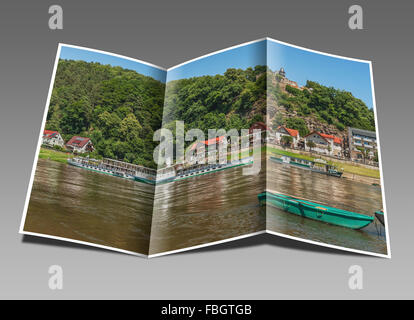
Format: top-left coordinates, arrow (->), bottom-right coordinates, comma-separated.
19,39 -> 391,259
18,43 -> 166,257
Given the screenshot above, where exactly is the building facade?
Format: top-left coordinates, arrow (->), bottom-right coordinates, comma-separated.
304,131 -> 342,156
347,127 -> 377,161
66,136 -> 94,153
188,136 -> 227,164
42,130 -> 64,147
275,126 -> 300,147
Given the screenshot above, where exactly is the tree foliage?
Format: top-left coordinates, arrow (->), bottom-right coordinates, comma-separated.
270,79 -> 375,132
163,66 -> 267,138
45,59 -> 165,168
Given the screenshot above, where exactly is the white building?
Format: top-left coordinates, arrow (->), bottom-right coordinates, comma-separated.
304,131 -> 342,156
348,127 -> 377,160
66,136 -> 94,153
275,126 -> 300,147
42,130 -> 64,147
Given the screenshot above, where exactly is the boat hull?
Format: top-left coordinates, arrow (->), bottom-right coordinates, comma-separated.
68,156 -> 253,185
375,211 -> 385,226
259,191 -> 374,230
270,156 -> 343,177
270,156 -> 311,169
67,159 -> 136,181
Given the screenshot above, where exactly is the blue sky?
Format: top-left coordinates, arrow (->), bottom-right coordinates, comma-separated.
267,40 -> 373,109
167,39 -> 373,109
167,40 -> 266,82
59,45 -> 167,83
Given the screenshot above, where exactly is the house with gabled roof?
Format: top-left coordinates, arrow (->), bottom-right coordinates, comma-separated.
188,136 -> 227,164
275,126 -> 300,147
42,130 -> 64,147
304,131 -> 342,156
66,136 -> 94,154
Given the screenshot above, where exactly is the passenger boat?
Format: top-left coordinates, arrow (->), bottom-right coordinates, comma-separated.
173,157 -> 254,182
67,157 -> 136,180
68,155 -> 254,185
270,155 -> 343,177
258,191 -> 374,229
270,156 -> 312,169
311,162 -> 343,177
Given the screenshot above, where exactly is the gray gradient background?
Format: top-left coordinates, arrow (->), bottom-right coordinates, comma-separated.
0,0 -> 412,299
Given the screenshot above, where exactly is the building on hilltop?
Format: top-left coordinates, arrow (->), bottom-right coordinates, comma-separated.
277,67 -> 300,89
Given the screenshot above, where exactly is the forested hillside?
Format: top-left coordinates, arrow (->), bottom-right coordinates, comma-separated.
45,59 -> 165,168
268,69 -> 376,138
45,61 -> 374,168
163,66 -> 267,134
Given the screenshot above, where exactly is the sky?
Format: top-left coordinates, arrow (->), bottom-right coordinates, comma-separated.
167,40 -> 266,82
267,40 -> 373,109
59,45 -> 167,83
167,39 -> 374,109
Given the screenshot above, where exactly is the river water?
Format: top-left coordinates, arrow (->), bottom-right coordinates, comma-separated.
149,159 -> 266,255
25,156 -> 387,256
24,159 -> 154,255
266,158 -> 387,255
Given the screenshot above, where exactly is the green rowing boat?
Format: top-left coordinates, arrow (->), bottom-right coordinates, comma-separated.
258,191 -> 374,229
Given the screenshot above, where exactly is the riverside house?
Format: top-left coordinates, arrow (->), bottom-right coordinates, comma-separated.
188,136 -> 227,164
304,131 -> 342,156
42,130 -> 64,148
275,126 -> 300,147
66,136 -> 94,154
347,127 -> 377,161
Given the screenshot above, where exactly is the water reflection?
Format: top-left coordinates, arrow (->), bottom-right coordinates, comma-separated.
149,159 -> 267,254
25,156 -> 386,256
266,159 -> 387,255
24,159 -> 154,254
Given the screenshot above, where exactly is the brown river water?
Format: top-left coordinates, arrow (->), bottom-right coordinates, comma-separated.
24,155 -> 386,256
266,158 -> 387,255
24,159 -> 154,255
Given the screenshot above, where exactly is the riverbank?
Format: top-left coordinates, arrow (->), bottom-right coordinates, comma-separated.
266,145 -> 381,182
38,147 -> 74,164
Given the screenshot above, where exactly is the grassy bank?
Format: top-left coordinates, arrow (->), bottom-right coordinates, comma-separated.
266,146 -> 314,161
227,146 -> 266,160
38,147 -> 73,164
332,161 -> 380,179
267,146 -> 380,179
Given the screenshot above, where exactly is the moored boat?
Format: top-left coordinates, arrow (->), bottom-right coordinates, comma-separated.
374,210 -> 385,226
68,157 -> 136,181
68,155 -> 254,185
270,155 -> 343,177
258,191 -> 374,229
270,156 -> 312,169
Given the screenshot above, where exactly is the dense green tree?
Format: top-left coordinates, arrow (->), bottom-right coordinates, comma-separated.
281,135 -> 293,147
285,118 -> 309,137
270,77 -> 375,132
47,59 -> 165,168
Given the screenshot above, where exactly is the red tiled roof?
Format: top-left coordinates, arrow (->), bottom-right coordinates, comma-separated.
190,136 -> 225,150
250,122 -> 270,131
277,126 -> 299,137
43,130 -> 60,139
66,136 -> 91,148
320,133 -> 342,144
